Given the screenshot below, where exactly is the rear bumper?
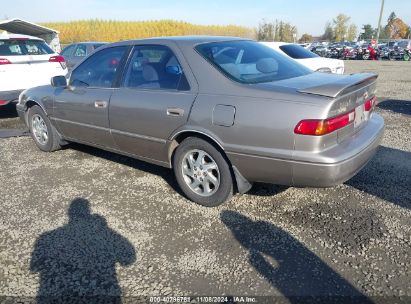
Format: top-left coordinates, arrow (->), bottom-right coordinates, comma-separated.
0,90 -> 23,106
228,114 -> 384,188
292,114 -> 384,187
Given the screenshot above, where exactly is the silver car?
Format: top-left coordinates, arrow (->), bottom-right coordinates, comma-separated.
60,42 -> 106,71
17,37 -> 384,207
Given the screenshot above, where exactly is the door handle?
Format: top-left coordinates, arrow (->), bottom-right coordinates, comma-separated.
167,108 -> 184,117
95,100 -> 108,108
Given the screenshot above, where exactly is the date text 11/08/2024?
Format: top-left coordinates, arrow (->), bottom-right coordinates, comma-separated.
149,296 -> 257,303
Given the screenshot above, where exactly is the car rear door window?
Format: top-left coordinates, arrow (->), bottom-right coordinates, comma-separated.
123,45 -> 189,91
73,44 -> 87,57
70,46 -> 127,88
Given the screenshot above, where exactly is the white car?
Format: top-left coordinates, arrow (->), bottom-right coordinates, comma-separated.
261,42 -> 344,74
0,34 -> 67,106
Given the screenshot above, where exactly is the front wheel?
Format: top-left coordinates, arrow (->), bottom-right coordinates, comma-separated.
404,52 -> 410,61
173,137 -> 233,207
28,105 -> 61,152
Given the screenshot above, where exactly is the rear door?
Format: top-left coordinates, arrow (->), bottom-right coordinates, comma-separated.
109,44 -> 197,163
53,46 -> 128,147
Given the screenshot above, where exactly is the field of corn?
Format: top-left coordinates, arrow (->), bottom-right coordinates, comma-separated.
42,20 -> 255,44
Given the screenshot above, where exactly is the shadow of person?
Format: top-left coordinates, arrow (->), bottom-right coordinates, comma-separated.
30,198 -> 136,304
221,211 -> 373,304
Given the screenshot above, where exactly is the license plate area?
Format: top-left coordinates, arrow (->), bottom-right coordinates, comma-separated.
354,105 -> 365,128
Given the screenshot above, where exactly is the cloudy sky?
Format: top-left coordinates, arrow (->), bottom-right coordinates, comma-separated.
2,0 -> 410,36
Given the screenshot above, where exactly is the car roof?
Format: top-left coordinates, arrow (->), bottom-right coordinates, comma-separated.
107,35 -> 250,48
65,41 -> 107,46
0,33 -> 43,41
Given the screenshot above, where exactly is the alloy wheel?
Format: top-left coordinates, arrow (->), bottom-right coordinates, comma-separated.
31,114 -> 49,145
181,149 -> 220,197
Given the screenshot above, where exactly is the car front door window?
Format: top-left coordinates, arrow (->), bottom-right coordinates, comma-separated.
70,46 -> 127,88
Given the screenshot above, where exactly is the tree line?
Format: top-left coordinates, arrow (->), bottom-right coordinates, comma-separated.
359,12 -> 410,40
42,14 -> 410,45
318,11 -> 410,42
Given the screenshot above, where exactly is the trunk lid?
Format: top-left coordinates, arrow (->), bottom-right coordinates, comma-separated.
266,72 -> 378,142
297,72 -> 377,98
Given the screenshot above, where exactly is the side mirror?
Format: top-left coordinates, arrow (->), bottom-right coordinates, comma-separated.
166,65 -> 182,75
51,75 -> 67,88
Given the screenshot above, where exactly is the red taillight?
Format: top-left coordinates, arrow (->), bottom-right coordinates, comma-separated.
49,55 -> 65,63
0,58 -> 11,65
294,110 -> 355,136
0,100 -> 9,106
364,96 -> 377,112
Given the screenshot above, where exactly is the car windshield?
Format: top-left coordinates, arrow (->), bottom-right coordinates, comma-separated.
196,40 -> 312,84
279,44 -> 319,59
0,39 -> 54,56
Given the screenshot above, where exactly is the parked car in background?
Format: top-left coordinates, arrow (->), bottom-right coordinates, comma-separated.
61,42 -> 106,70
0,33 -> 67,107
310,44 -> 330,57
17,37 -> 383,207
298,43 -> 311,49
386,40 -> 411,61
261,42 -> 345,74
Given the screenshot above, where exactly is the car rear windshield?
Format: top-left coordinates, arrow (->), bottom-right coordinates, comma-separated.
196,40 -> 312,84
0,39 -> 54,56
279,44 -> 319,59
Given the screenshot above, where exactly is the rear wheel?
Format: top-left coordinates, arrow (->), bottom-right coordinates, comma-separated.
28,105 -> 61,152
173,137 -> 233,207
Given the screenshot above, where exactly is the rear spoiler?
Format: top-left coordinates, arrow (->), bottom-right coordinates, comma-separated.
298,73 -> 378,98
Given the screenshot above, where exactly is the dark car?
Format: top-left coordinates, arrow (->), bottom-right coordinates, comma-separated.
16,37 -> 384,207
61,42 -> 106,70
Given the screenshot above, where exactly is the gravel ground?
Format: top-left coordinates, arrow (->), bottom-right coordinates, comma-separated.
0,60 -> 410,303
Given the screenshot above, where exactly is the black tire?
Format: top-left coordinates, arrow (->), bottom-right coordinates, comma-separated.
28,105 -> 61,152
173,137 -> 233,207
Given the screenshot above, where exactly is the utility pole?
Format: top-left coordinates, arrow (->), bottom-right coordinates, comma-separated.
376,0 -> 385,43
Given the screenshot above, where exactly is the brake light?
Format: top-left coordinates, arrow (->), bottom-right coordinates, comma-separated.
49,55 -> 65,63
0,100 -> 8,105
294,110 -> 355,136
364,96 -> 377,112
49,55 -> 67,70
0,58 -> 11,65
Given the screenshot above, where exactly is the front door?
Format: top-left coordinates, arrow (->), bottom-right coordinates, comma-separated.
109,45 -> 197,164
53,46 -> 128,147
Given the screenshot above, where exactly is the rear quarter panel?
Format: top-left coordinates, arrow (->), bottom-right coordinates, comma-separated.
186,93 -> 327,184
